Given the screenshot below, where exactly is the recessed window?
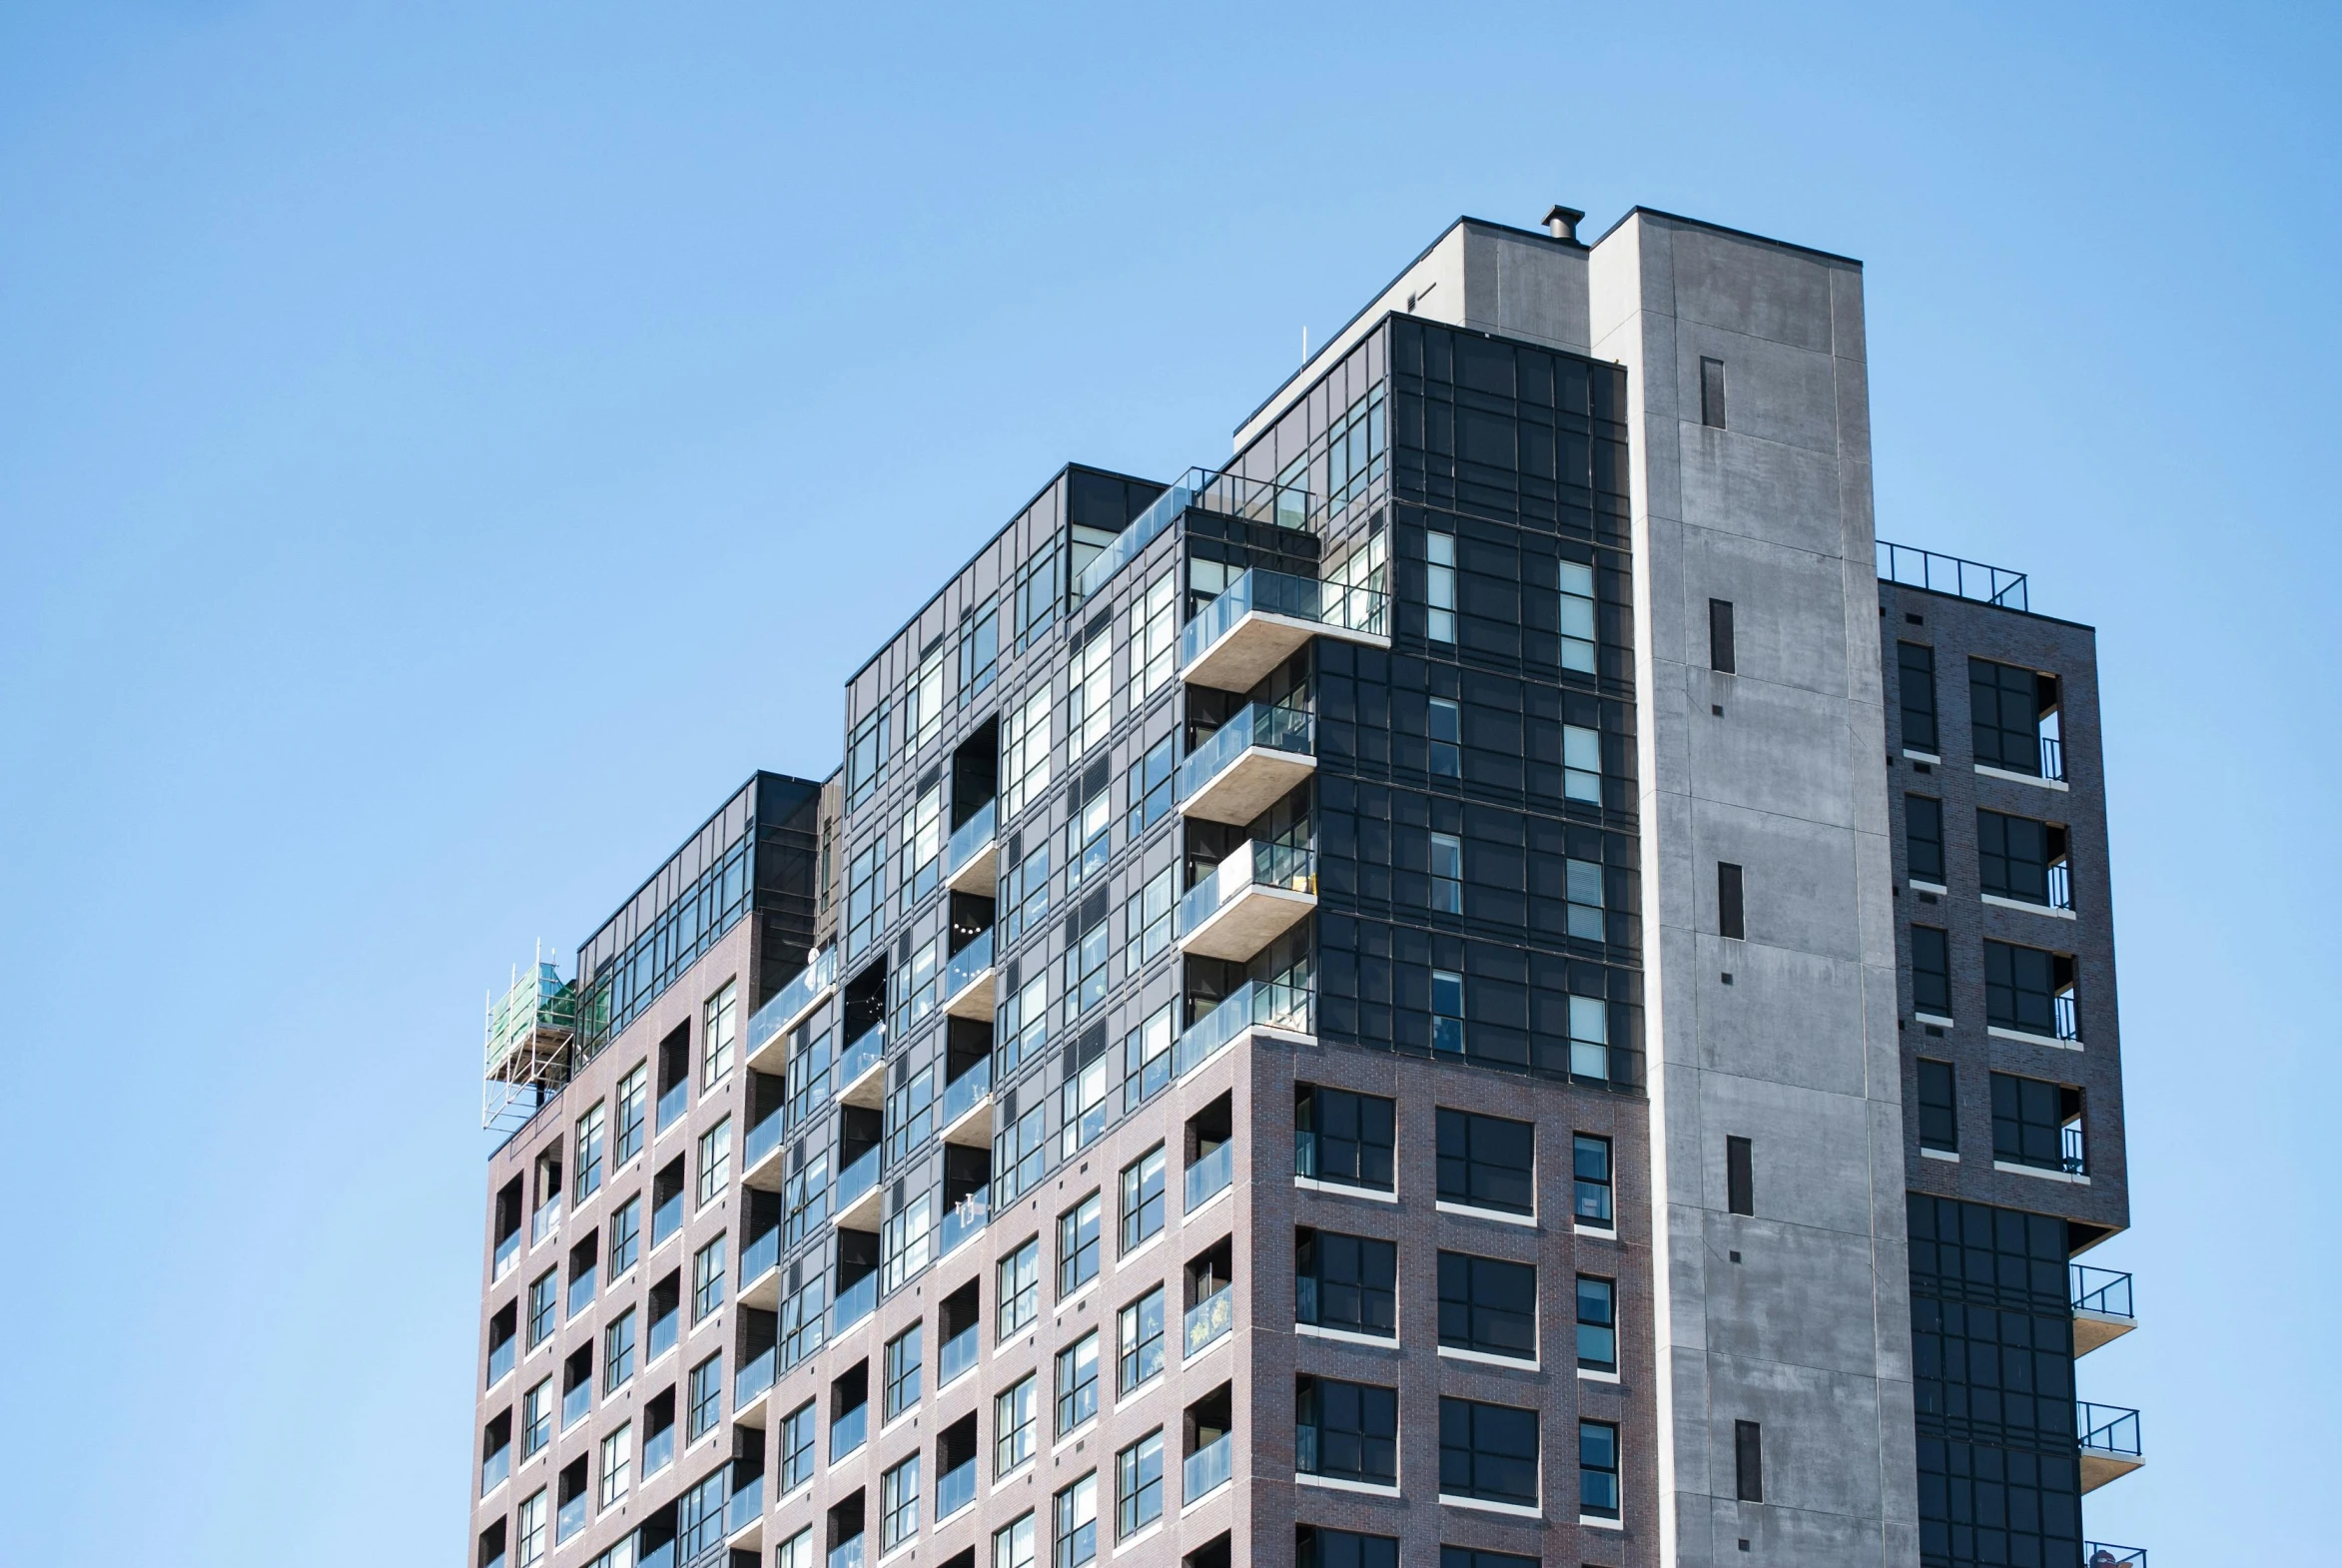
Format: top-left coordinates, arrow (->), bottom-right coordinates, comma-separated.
1295,1374 -> 1398,1486
1708,597 -> 1736,673
1907,795 -> 1946,883
695,1118 -> 731,1207
1726,1136 -> 1755,1216
1438,1396 -> 1538,1506
1735,1419 -> 1764,1503
882,1453 -> 921,1552
1431,968 -> 1465,1054
1979,809 -> 2071,909
1559,560 -> 1598,674
701,980 -> 737,1089
1912,925 -> 1952,1017
1437,1251 -> 1537,1360
686,1350 -> 722,1440
690,1234 -> 726,1319
1294,1085 -> 1395,1190
1295,1228 -> 1396,1338
1429,697 -> 1462,778
1298,1528 -> 1400,1568
1579,1419 -> 1621,1518
884,1323 -> 922,1420
574,1102 -> 606,1203
1430,831 -> 1463,914
779,1399 -> 817,1492
1718,861 -> 1745,940
1563,722 -> 1602,803
613,1063 -> 647,1167
1426,531 -> 1457,644
1991,1072 -> 2084,1174
1916,1060 -> 1957,1153
994,1511 -> 1037,1568
1575,1275 -> 1617,1372
1436,1108 -> 1533,1214
1898,642 -> 1939,754
1984,939 -> 2077,1041
596,1422 -> 630,1510
1572,1134 -> 1614,1226
1699,357 -> 1727,428
1970,658 -> 2057,777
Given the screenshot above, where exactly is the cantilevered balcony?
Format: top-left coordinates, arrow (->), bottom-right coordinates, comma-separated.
833,1146 -> 883,1231
834,1025 -> 886,1110
2077,1401 -> 2144,1491
1176,702 -> 1314,827
2083,1543 -> 2146,1567
1179,566 -> 1389,693
941,927 -> 997,1022
1175,839 -> 1315,962
747,947 -> 838,1072
2071,1264 -> 2136,1355
1171,979 -> 1314,1080
944,798 -> 998,895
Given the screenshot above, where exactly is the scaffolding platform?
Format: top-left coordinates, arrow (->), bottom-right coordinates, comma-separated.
483,957 -> 577,1133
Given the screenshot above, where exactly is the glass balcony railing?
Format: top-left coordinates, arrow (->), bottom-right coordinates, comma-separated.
2078,1402 -> 2142,1458
529,1197 -> 561,1247
1078,467 -> 1310,602
557,1489 -> 587,1542
938,1456 -> 977,1520
745,1107 -> 784,1173
1184,1143 -> 1234,1212
939,1189 -> 991,1257
835,1147 -> 880,1211
2072,1264 -> 2134,1319
636,1540 -> 673,1568
1179,566 -> 1387,669
836,1025 -> 885,1092
1182,1432 -> 1232,1502
947,799 -> 997,879
648,1305 -> 678,1365
831,1271 -> 878,1334
651,1189 -> 683,1249
831,1403 -> 869,1461
828,1534 -> 866,1568
943,928 -> 996,998
1175,839 -> 1315,938
1174,702 -> 1313,803
940,1323 -> 979,1387
479,1442 -> 511,1496
492,1229 -> 520,1279
643,1422 -> 675,1478
748,947 -> 838,1056
1171,980 -> 1314,1079
726,1471 -> 764,1537
486,1336 -> 515,1388
656,1077 -> 688,1133
942,1057 -> 992,1127
737,1344 -> 776,1405
566,1263 -> 595,1318
742,1226 -> 780,1286
1183,1285 -> 1233,1356
562,1379 -> 590,1431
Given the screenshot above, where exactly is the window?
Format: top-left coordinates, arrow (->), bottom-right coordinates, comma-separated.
1014,543 -> 1059,653
1565,855 -> 1604,941
1296,1374 -> 1398,1486
1295,1228 -> 1396,1338
1907,795 -> 1946,883
695,1118 -> 731,1207
1430,967 -> 1465,1054
1058,1192 -> 1102,1295
607,1193 -> 639,1278
898,783 -> 944,913
1991,1071 -> 2083,1174
776,1528 -> 815,1568
1917,1060 -> 1957,1153
691,1234 -> 726,1319
1700,356 -> 1727,427
527,1269 -> 557,1347
997,968 -> 1051,1083
702,981 -> 737,1088
1559,559 -> 1597,674
1426,531 -> 1457,643
1118,1286 -> 1166,1392
686,1352 -> 722,1439
959,597 -> 1000,704
906,647 -> 946,754
515,1489 -> 547,1568
1326,384 -> 1386,512
1429,832 -> 1462,913
1069,624 -> 1113,757
1298,1528 -> 1400,1568
1055,1330 -> 1101,1433
597,1423 -> 630,1509
574,1103 -> 605,1202
1120,1001 -> 1174,1111
1437,1108 -> 1532,1214
885,1065 -> 935,1165
1439,1397 -> 1538,1507
1576,1275 -> 1617,1372
1984,939 -> 2076,1040
884,1323 -> 922,1419
1563,722 -> 1601,803
1062,908 -> 1109,1022
1578,1419 -> 1621,1518
1709,597 -> 1735,673
1979,809 -> 2068,907
1064,766 -> 1112,893
1898,642 -> 1939,753
1736,1419 -> 1764,1502
1971,657 -> 2050,775
1568,993 -> 1611,1081
848,703 -> 889,809
1003,685 -> 1055,821
1128,572 -> 1176,705
1001,843 -> 1052,948
994,1098 -> 1048,1204
1437,1252 -> 1536,1360
1429,696 -> 1461,777
882,1454 -> 921,1551
994,1512 -> 1038,1568
1126,735 -> 1175,838
614,1063 -> 646,1167
999,1237 -> 1041,1339
602,1308 -> 636,1393
1912,925 -> 1952,1017
1053,1471 -> 1099,1568
522,1376 -> 553,1459
1573,1135 -> 1614,1227
1726,1136 -> 1755,1215
1115,1429 -> 1165,1536
1120,866 -> 1173,973
881,1191 -> 933,1291
996,1375 -> 1039,1474
779,1399 -> 817,1492
1120,1146 -> 1166,1251
779,1275 -> 824,1371
1295,1086 -> 1394,1190
846,839 -> 888,957
1718,861 -> 1745,939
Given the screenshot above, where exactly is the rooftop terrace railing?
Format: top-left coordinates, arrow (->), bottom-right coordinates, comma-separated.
1877,540 -> 2028,611
1079,467 -> 1311,601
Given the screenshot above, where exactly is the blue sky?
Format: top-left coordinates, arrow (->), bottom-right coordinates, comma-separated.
2,3 -> 2334,1562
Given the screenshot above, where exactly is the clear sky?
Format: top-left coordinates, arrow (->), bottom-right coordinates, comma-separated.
2,3 -> 2333,1562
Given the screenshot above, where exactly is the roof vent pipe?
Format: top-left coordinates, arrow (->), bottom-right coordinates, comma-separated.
1543,205 -> 1585,243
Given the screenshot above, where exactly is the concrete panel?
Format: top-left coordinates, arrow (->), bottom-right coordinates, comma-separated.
1679,526 -> 1856,698
1678,324 -> 1845,456
1702,1357 -> 1887,1518
1671,226 -> 1838,354
1681,676 -> 1860,829
1698,1212 -> 1893,1376
1688,799 -> 1868,962
1693,943 -> 1873,1098
1679,421 -> 1850,560
1693,1071 -> 1879,1236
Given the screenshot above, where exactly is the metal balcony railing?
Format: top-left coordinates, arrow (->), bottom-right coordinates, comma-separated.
2072,1265 -> 2134,1319
2077,1402 -> 2141,1457
1876,540 -> 2029,611
2062,1122 -> 2088,1176
2041,733 -> 2066,782
2084,1543 -> 2146,1568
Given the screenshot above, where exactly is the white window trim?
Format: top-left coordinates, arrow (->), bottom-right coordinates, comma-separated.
1438,1344 -> 1538,1371
1434,1199 -> 1537,1228
1909,879 -> 1950,896
1975,763 -> 2069,793
1987,1025 -> 2081,1052
1983,892 -> 2076,920
1441,1493 -> 1541,1519
1921,1148 -> 1960,1164
1576,1366 -> 1621,1384
1902,748 -> 1942,765
1574,1223 -> 1619,1241
1914,1012 -> 1955,1029
1994,1160 -> 2090,1185
1294,1322 -> 1397,1349
1579,1512 -> 1625,1530
1295,1472 -> 1401,1498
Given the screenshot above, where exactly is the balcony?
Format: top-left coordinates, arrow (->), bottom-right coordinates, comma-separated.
939,1189 -> 991,1258
566,1262 -> 596,1319
735,1344 -> 777,1418
1182,1432 -> 1232,1503
726,1472 -> 765,1547
479,1442 -> 511,1498
739,1228 -> 782,1308
530,1196 -> 561,1248
493,1229 -> 520,1281
1183,1142 -> 1234,1213
834,1148 -> 882,1230
1180,565 -> 1389,693
1176,703 -> 1315,827
940,1322 -> 979,1388
940,1058 -> 993,1147
643,1422 -> 675,1479
656,1077 -> 688,1134
938,1456 -> 977,1520
747,947 -> 839,1069
651,1188 -> 683,1250
941,928 -> 997,1022
831,1403 -> 869,1461
828,1534 -> 866,1568
1175,839 -> 1315,963
2077,1401 -> 2144,1491
831,1270 -> 878,1334
1077,467 -> 1309,604
556,1490 -> 587,1544
2071,1265 -> 2136,1355
648,1303 -> 678,1365
1171,980 -> 1314,1081
1183,1286 -> 1233,1357
2084,1544 -> 2146,1568
835,1025 -> 887,1109
945,799 -> 998,895
486,1335 -> 515,1389
744,1108 -> 786,1187
561,1379 -> 590,1431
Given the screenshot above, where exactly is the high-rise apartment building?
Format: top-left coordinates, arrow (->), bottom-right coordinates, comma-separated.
464,207 -> 2144,1568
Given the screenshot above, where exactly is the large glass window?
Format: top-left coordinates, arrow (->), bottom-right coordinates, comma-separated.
881,1192 -> 933,1291
1003,686 -> 1054,821
1053,1471 -> 1098,1568
1430,967 -> 1465,1054
1069,626 -> 1113,758
1295,1228 -> 1396,1338
1979,809 -> 2067,907
1115,1429 -> 1165,1537
846,839 -> 888,957
779,1399 -> 817,1492
1125,735 -> 1175,838
994,1512 -> 1037,1568
1430,832 -> 1462,913
1439,1397 -> 1538,1507
1063,772 -> 1112,893
686,1351 -> 722,1440
596,1423 -> 630,1509
1120,867 -> 1173,974
1970,657 -> 2050,775
1437,1252 -> 1537,1361
690,1234 -> 725,1319
1563,722 -> 1602,803
1565,855 -> 1604,941
1907,794 -> 1946,883
1913,925 -> 1952,1017
701,981 -> 736,1088
1055,1330 -> 1101,1434
1001,842 -> 1051,947
1984,939 -> 2075,1040
882,1453 -> 921,1551
1295,1374 -> 1398,1486
993,1100 -> 1048,1205
1061,910 -> 1110,1022
1898,642 -> 1939,754
1437,1108 -> 1533,1214
848,703 -> 889,810
884,1323 -> 922,1419
1991,1072 -> 2083,1174
897,783 -> 944,914
1429,696 -> 1461,777
1559,558 -> 1597,673
1294,1085 -> 1394,1190
1575,1275 -> 1616,1372
959,598 -> 999,704
1128,572 -> 1177,705
607,1194 -> 639,1279
695,1118 -> 730,1207
1578,1419 -> 1620,1518
601,1308 -> 636,1393
1118,1286 -> 1166,1392
998,1237 -> 1041,1339
613,1063 -> 646,1167
1426,530 -> 1457,643
1058,1192 -> 1102,1295
1120,1146 -> 1166,1251
1917,1059 -> 1957,1153
1572,1134 -> 1614,1227
574,1103 -> 605,1203
995,1375 -> 1038,1475
1297,1528 -> 1399,1568
1120,1000 -> 1174,1110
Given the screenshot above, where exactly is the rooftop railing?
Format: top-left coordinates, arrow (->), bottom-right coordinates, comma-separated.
1079,468 -> 1311,601
1877,540 -> 2028,611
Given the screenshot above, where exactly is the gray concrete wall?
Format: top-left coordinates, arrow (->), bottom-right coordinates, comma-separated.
1589,212 -> 1919,1568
